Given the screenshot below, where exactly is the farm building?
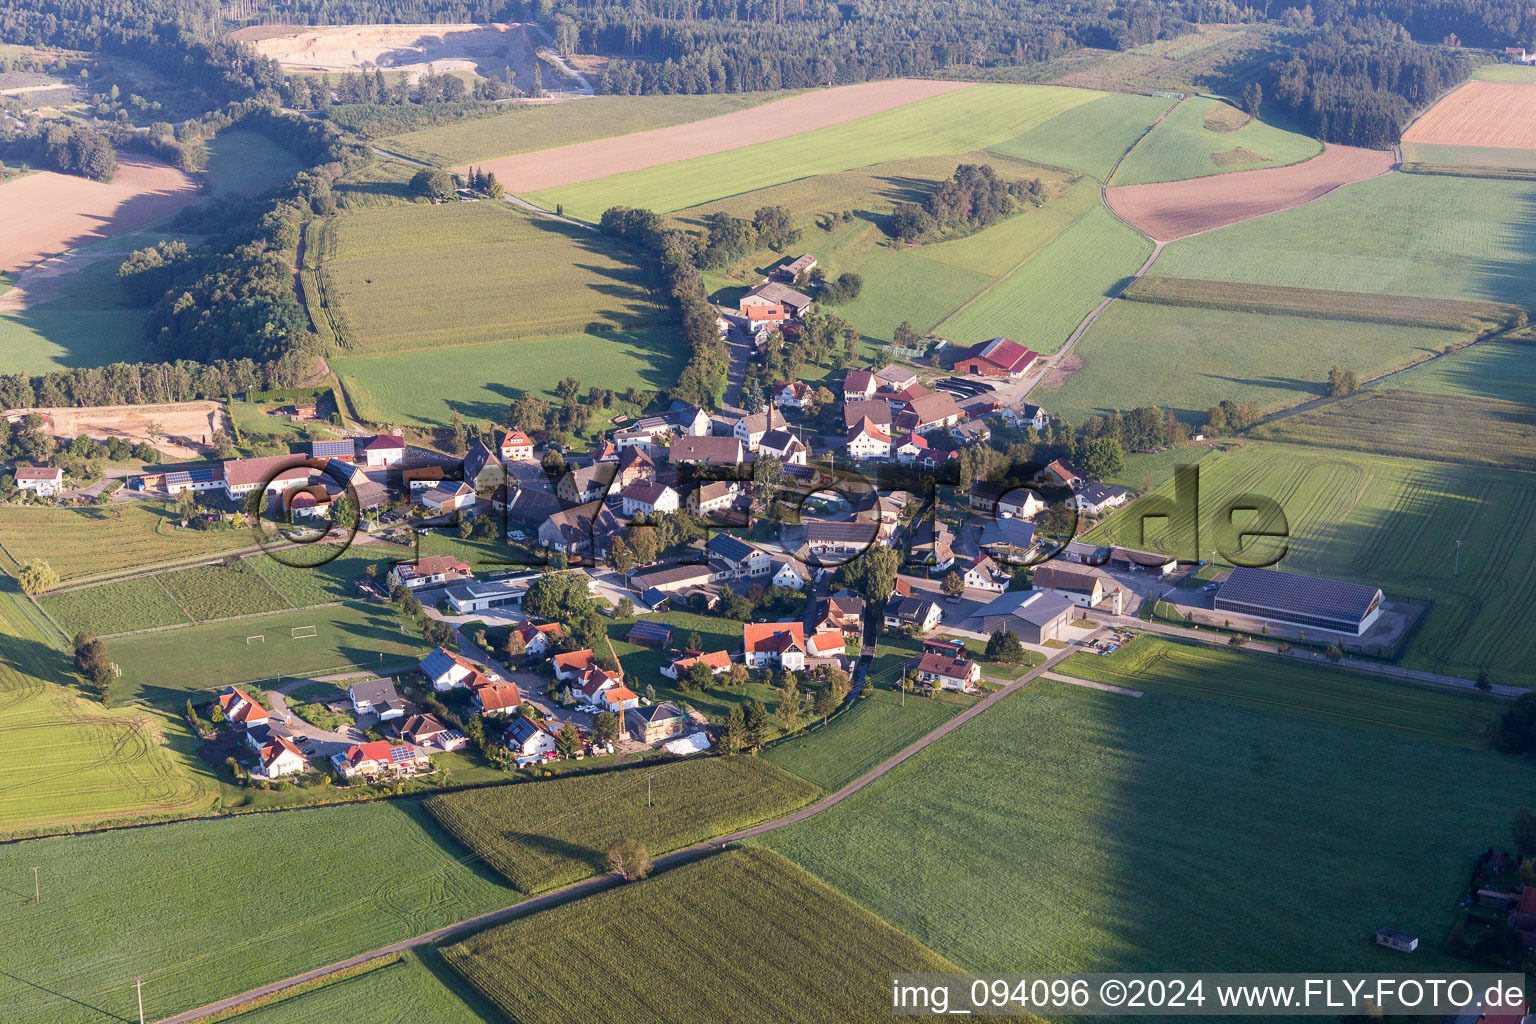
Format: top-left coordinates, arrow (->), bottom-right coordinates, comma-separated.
361,435 -> 405,466
773,254 -> 818,281
739,281 -> 812,317
1108,546 -> 1176,576
419,482 -> 475,511
632,563 -> 715,595
668,435 -> 745,466
1215,566 -> 1384,636
463,438 -> 505,496
975,589 -> 1076,644
626,620 -> 674,648
1032,564 -> 1125,615
953,337 -> 1038,378
161,466 -> 223,495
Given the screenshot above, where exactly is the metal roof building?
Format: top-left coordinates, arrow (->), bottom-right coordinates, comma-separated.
1214,566 -> 1384,636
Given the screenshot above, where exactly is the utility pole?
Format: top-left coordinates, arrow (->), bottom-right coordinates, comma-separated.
644,772 -> 654,808
136,977 -> 144,1024
31,866 -> 39,904
1455,539 -> 1462,578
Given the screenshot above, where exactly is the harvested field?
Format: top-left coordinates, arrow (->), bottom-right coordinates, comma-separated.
4,400 -> 228,459
1402,80 -> 1536,150
1105,143 -> 1395,241
229,22 -> 538,85
477,78 -> 974,194
0,154 -> 198,274
1122,275 -> 1523,332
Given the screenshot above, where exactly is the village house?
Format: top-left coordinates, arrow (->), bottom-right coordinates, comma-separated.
1072,482 -> 1129,515
567,663 -> 625,705
771,557 -> 810,590
418,647 -> 483,691
212,685 -> 270,730
952,337 -> 1039,378
396,555 -> 472,590
884,594 -> 943,634
627,702 -> 690,744
915,448 -> 957,472
898,391 -> 962,433
614,446 -> 656,489
419,481 -> 476,512
619,480 -> 679,518
979,517 -> 1037,559
558,463 -> 618,506
505,714 -> 558,759
463,438 -> 504,496
285,485 -> 334,519
743,622 -> 807,670
514,619 -> 563,655
843,398 -> 892,431
537,502 -> 617,560
756,429 -> 807,466
401,713 -> 452,749
688,479 -> 741,516
1045,458 -> 1085,490
331,740 -> 426,780
951,420 -> 992,446
807,630 -> 848,660
255,733 -> 308,778
1006,402 -> 1049,431
846,417 -> 891,460
472,679 -> 523,717
709,534 -> 772,580
668,435 -> 745,467
553,648 -> 601,682
731,407 -> 789,451
348,678 -> 407,721
598,684 -> 642,715
908,652 -> 981,693
739,281 -> 813,318
815,593 -> 866,639
500,430 -> 534,462
892,431 -> 927,462
773,380 -> 811,408
1032,564 -> 1126,616
805,520 -> 881,559
403,467 -> 445,492
874,365 -> 919,392
663,649 -> 732,680
843,368 -> 877,402
963,555 -> 1012,593
910,519 -> 955,571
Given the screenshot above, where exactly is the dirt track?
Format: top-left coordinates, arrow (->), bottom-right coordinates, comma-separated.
469,78 -> 975,193
6,401 -> 228,459
1104,144 -> 1396,242
0,155 -> 198,275
1402,80 -> 1536,150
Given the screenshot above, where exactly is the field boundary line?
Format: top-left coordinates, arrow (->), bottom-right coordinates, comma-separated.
92,600 -> 348,641
21,592 -> 71,649
149,640 -> 1087,1024
152,572 -> 197,625
1103,94 -> 1184,189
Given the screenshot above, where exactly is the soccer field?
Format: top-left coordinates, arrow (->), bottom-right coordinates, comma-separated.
762,679 -> 1536,973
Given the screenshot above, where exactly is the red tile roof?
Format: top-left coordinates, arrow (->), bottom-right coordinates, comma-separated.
473,680 -> 523,712
743,622 -> 806,654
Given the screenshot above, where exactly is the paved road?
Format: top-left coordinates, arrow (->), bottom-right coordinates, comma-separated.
152,637 -> 1088,1024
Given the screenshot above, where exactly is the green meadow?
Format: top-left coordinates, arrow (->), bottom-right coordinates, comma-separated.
1111,94 -> 1320,185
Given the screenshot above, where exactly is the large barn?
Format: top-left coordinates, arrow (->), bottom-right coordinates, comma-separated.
1214,566 -> 1384,636
952,337 -> 1039,378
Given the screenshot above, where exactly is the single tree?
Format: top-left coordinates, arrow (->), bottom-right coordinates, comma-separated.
720,705 -> 747,754
18,560 -> 59,595
777,676 -> 802,731
813,684 -> 840,723
591,711 -> 619,746
555,720 -> 582,758
941,571 -> 965,598
744,698 -> 771,749
607,837 -> 652,881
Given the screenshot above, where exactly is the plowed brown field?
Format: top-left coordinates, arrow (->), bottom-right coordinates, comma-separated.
466,78 -> 974,193
0,155 -> 198,274
1402,81 -> 1536,150
1105,144 -> 1395,241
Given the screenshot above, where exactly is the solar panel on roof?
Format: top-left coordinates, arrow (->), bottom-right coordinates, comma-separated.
627,620 -> 674,641
389,746 -> 412,762
312,440 -> 355,457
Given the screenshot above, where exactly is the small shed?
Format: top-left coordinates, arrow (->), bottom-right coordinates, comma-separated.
1375,927 -> 1418,952
625,620 -> 674,649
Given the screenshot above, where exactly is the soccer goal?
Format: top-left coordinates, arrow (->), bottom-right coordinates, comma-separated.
245,634 -> 265,645
290,625 -> 318,639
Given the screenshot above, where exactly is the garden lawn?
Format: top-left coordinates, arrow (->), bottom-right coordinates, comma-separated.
604,611 -> 785,724
1054,636 -> 1502,748
39,575 -> 190,636
0,800 -> 513,1024
1082,442 -> 1536,685
760,679 -> 1536,972
1155,172 -> 1536,307
1041,300 -> 1462,426
204,128 -> 303,197
105,600 -> 429,707
423,756 -> 818,892
442,848 -> 961,1024
157,561 -> 292,621
937,205 -> 1153,355
1111,95 -> 1320,185
0,588 -> 215,835
333,327 -> 684,428
0,502 -> 254,581
762,685 -> 962,791
320,202 -> 665,354
989,92 -> 1176,179
385,91 -> 800,165
527,84 -> 1102,220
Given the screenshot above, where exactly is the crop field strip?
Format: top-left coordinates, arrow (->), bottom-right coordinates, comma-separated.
424,756 -> 819,893
1110,94 -> 1321,186
0,504 -> 253,581
987,92 -> 1177,180
1122,275 -> 1523,332
1401,80 -> 1536,151
443,847 -> 964,1024
1083,443 -> 1536,683
762,680 -> 1536,974
525,83 -> 1103,221
0,800 -> 514,1024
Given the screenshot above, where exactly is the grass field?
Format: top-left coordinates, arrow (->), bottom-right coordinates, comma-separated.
106,600 -> 429,706
988,92 -> 1176,180
1082,442 -> 1536,684
207,952 -> 497,1024
443,848 -> 960,1024
39,574 -> 190,636
0,587 -> 215,835
1123,275 -> 1524,332
204,128 -> 302,197
1055,636 -> 1503,748
0,229 -> 178,374
0,800 -> 513,1024
762,679 -> 1536,973
762,686 -> 962,791
384,91 -> 799,166
319,202 -> 664,354
1402,141 -> 1536,173
1385,338 -> 1536,403
1473,63 -> 1536,82
936,205 -> 1153,354
1041,300 -> 1462,425
526,84 -> 1103,220
423,756 -> 818,892
1112,95 -> 1321,185
333,326 -> 684,427
1155,171 -> 1536,307
0,503 -> 254,581
157,561 -> 291,621
1248,387 -> 1536,471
